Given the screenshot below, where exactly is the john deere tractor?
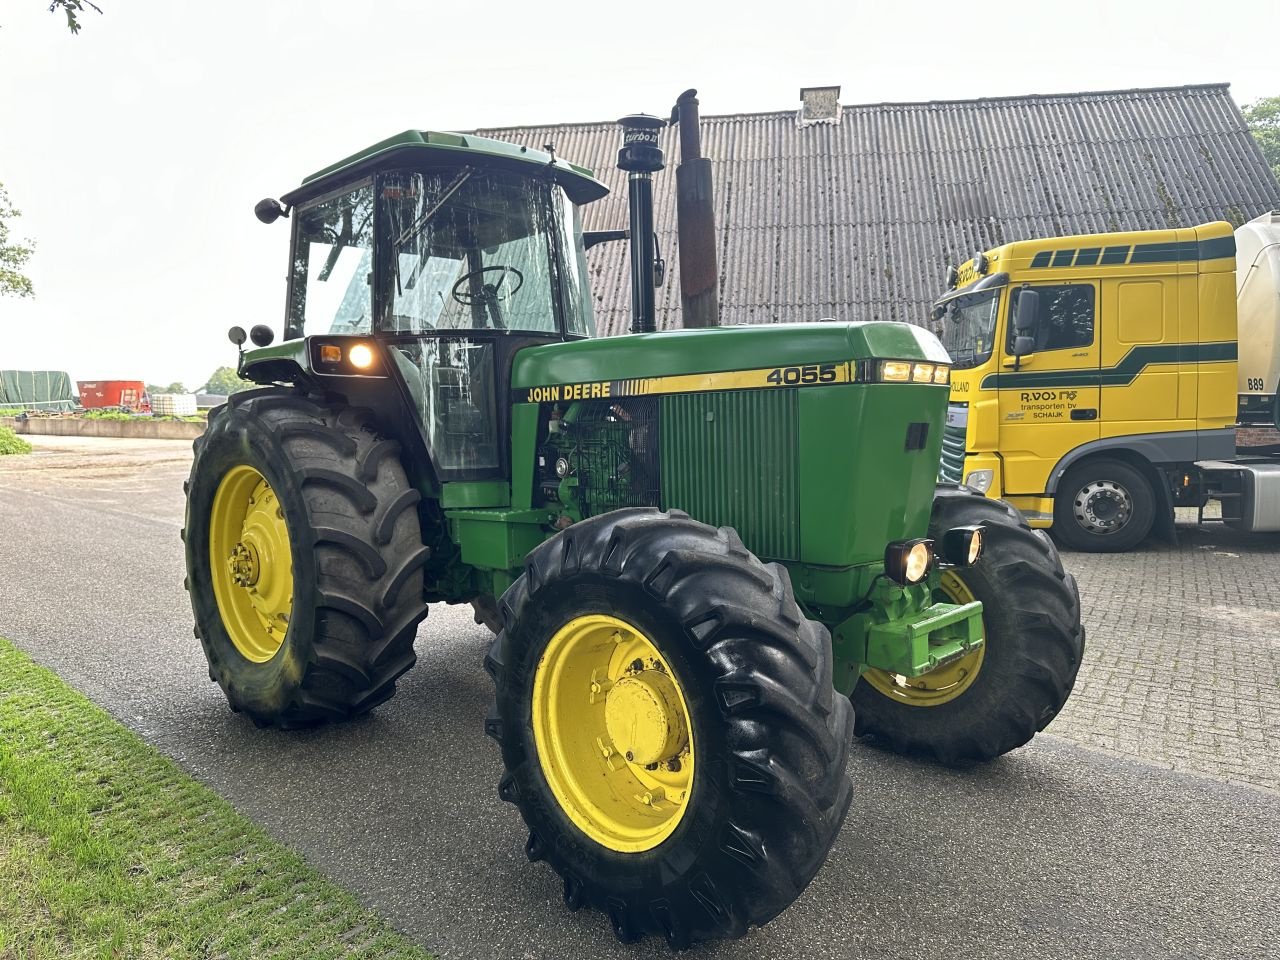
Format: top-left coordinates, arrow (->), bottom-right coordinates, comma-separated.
184,107 -> 1084,948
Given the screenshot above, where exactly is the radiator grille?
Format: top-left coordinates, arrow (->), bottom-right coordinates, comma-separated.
660,390 -> 800,560
938,411 -> 968,484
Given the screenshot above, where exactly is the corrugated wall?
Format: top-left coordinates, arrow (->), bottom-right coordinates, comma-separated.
474,84 -> 1280,337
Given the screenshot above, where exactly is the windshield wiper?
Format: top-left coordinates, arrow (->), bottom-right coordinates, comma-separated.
392,167 -> 474,297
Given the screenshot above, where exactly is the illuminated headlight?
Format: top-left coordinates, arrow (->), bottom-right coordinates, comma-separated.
941,526 -> 984,566
869,360 -> 951,384
963,469 -> 994,494
348,343 -> 375,369
880,360 -> 912,382
912,362 -> 936,383
884,538 -> 934,586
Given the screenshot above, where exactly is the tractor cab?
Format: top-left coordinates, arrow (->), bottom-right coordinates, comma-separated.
242,131 -> 608,483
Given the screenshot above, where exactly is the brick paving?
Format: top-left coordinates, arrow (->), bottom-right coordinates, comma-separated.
1051,511 -> 1280,792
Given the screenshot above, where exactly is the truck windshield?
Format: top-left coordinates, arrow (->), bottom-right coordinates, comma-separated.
935,288 -> 1001,369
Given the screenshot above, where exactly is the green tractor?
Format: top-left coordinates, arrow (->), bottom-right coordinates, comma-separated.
183,107 -> 1084,948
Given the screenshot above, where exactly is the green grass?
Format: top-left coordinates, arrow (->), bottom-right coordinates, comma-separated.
79,411 -> 206,423
0,426 -> 31,455
0,638 -> 435,959
0,408 -> 25,418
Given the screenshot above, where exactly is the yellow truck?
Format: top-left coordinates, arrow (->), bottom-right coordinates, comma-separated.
934,211 -> 1280,551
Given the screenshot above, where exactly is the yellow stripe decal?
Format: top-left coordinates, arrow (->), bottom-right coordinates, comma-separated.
516,361 -> 855,404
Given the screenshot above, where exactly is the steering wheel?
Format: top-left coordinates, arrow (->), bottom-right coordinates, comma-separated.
451,265 -> 524,305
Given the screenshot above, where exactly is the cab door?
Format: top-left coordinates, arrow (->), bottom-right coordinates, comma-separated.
1098,277 -> 1187,431
996,282 -> 1102,494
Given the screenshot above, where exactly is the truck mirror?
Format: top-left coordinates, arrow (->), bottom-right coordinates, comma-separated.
1014,289 -> 1040,335
1012,334 -> 1035,357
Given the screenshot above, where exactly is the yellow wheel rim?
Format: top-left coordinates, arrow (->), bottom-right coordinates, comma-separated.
531,614 -> 695,853
863,571 -> 985,707
208,465 -> 294,663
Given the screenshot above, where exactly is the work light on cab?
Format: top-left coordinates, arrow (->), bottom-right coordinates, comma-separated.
884,538 -> 933,585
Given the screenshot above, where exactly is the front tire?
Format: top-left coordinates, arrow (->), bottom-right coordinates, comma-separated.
486,508 -> 853,947
852,486 -> 1084,763
184,389 -> 429,728
1052,457 -> 1155,552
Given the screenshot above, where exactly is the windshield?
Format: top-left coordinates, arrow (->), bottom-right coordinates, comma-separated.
378,170 -> 584,335
935,288 -> 1001,369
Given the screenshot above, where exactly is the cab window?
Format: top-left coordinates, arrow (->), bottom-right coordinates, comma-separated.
287,181 -> 375,337
1008,284 -> 1095,352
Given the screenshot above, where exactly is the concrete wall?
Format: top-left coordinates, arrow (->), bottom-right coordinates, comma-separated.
0,417 -> 205,440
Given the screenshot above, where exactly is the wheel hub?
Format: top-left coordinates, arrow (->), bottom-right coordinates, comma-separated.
228,541 -> 259,587
1074,480 -> 1132,534
604,671 -> 687,766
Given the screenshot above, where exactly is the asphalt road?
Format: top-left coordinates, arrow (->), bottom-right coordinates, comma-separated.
1,436 -> 1277,960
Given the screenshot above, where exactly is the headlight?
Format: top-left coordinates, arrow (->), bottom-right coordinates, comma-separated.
880,360 -> 912,382
866,360 -> 951,384
348,343 -> 375,369
963,469 -> 994,494
885,538 -> 934,586
941,526 -> 984,566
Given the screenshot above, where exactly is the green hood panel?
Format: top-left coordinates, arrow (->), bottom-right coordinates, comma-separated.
511,321 -> 949,388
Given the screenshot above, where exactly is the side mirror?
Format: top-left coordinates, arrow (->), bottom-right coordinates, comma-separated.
1014,289 -> 1040,335
254,198 -> 288,224
1012,335 -> 1036,357
227,326 -> 248,346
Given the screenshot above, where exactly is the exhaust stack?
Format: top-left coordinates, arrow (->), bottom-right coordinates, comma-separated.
671,90 -> 720,328
616,114 -> 666,334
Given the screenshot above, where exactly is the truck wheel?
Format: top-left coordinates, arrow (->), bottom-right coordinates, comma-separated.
184,389 -> 429,728
485,508 -> 853,947
1051,457 -> 1155,552
852,486 -> 1084,763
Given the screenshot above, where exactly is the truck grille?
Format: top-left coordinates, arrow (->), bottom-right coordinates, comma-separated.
938,405 -> 968,484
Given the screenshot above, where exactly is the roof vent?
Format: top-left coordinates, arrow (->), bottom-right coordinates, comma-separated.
799,85 -> 841,125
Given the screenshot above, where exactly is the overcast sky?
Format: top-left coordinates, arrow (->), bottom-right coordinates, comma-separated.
0,0 -> 1275,389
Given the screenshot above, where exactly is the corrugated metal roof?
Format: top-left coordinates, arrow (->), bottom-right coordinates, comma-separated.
475,83 -> 1280,337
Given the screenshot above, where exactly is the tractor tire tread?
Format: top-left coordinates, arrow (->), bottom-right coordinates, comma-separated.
852,485 -> 1084,763
186,389 -> 427,729
488,507 -> 852,945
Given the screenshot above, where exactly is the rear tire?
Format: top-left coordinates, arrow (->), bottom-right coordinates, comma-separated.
486,508 -> 853,947
1052,457 -> 1155,552
852,486 -> 1084,763
184,389 -> 429,728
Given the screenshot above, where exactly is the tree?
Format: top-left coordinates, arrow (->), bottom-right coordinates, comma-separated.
49,1 -> 102,34
0,183 -> 35,299
146,382 -> 187,396
1243,96 -> 1280,182
199,367 -> 252,396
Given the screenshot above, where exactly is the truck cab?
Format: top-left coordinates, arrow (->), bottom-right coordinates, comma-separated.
934,220 -> 1262,550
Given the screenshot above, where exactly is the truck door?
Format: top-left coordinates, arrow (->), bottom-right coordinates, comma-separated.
1098,277 -> 1187,429
997,282 -> 1102,494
